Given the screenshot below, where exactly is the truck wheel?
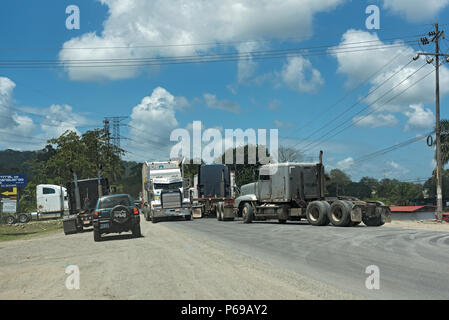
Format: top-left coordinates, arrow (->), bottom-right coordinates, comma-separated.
363,215 -> 384,227
217,203 -> 223,221
93,229 -> 101,242
329,200 -> 351,227
144,209 -> 151,221
132,224 -> 142,237
5,215 -> 16,225
18,213 -> 30,223
242,203 -> 254,224
306,201 -> 330,226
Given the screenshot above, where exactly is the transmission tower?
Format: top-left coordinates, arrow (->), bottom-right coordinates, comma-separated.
103,116 -> 128,148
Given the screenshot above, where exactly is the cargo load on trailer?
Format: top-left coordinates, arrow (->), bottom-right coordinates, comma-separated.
142,160 -> 191,223
63,174 -> 109,235
191,164 -> 236,220
231,152 -> 391,227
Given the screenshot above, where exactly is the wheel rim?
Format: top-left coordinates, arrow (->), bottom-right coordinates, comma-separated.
19,215 -> 27,223
332,207 -> 343,222
242,206 -> 247,220
309,207 -> 320,222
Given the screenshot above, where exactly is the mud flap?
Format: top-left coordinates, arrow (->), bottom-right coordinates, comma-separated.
350,206 -> 363,223
381,207 -> 392,223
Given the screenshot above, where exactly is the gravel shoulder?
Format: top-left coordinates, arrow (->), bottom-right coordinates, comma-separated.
385,219 -> 449,233
0,217 -> 356,300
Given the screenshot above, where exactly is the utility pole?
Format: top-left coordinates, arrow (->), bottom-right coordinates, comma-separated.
414,23 -> 449,221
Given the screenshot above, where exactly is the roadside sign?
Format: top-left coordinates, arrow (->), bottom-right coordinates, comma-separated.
1,199 -> 17,213
1,187 -> 17,196
0,174 -> 27,188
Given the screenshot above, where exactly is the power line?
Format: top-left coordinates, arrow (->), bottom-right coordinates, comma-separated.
289,57 -> 417,150
0,42 -> 421,69
353,131 -> 434,164
0,34 -> 425,51
299,63 -> 433,153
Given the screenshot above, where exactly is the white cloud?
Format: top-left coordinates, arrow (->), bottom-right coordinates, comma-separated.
337,157 -> 354,170
383,0 -> 449,22
201,93 -> 241,113
280,56 -> 324,94
274,120 -> 295,128
404,104 -> 434,131
59,0 -> 346,81
39,104 -> 91,139
128,87 -> 183,159
332,30 -> 449,130
0,77 -> 36,149
353,113 -> 398,128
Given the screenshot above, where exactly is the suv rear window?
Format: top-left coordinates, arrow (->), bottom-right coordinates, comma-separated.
99,196 -> 131,209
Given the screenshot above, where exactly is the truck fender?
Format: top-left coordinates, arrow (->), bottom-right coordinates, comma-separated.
234,194 -> 257,210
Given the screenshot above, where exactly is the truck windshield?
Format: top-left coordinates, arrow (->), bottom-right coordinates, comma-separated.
98,195 -> 131,209
154,182 -> 182,191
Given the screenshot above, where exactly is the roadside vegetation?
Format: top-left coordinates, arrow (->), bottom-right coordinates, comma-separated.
0,219 -> 63,242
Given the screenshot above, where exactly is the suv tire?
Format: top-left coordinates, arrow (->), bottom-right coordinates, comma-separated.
93,229 -> 101,242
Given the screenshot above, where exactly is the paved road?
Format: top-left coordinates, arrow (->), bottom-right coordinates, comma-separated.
166,218 -> 449,299
1,217 -> 448,299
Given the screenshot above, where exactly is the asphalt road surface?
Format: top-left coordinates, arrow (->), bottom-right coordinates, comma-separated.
1,216 -> 448,299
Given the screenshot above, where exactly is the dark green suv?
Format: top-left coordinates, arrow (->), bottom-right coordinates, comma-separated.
92,194 -> 141,242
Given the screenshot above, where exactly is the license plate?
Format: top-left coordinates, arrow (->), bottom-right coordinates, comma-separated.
100,223 -> 109,229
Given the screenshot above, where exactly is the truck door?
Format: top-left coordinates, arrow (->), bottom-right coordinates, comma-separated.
258,174 -> 271,201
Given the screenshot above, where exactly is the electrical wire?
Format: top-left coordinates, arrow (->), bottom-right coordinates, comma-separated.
301,65 -> 436,153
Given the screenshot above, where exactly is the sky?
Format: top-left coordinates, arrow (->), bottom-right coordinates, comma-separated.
1,0 -> 449,181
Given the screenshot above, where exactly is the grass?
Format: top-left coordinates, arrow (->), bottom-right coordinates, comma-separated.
0,219 -> 63,242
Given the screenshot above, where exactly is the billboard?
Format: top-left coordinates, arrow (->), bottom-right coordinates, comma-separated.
0,174 -> 27,188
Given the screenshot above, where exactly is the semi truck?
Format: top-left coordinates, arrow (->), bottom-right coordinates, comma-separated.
191,164 -> 236,220
231,153 -> 391,227
63,174 -> 110,235
142,160 -> 191,223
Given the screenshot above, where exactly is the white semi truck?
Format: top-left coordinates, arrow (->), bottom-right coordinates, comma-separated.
142,160 -> 191,223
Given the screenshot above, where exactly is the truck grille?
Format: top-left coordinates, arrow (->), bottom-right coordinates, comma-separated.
161,192 -> 181,209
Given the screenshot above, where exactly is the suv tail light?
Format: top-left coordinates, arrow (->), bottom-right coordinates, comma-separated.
93,211 -> 99,218
133,207 -> 139,215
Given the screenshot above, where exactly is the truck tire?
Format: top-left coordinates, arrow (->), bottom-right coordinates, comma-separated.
144,208 -> 151,221
306,201 -> 330,226
93,229 -> 101,242
363,208 -> 385,227
242,203 -> 254,224
18,213 -> 30,223
217,203 -> 223,221
329,200 -> 352,227
5,215 -> 16,225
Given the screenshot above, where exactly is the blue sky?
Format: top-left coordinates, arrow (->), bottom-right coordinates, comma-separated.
1,0 -> 449,181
